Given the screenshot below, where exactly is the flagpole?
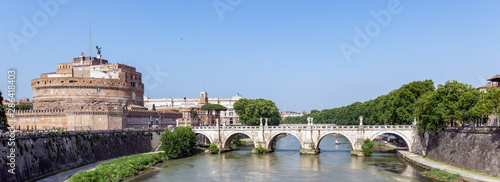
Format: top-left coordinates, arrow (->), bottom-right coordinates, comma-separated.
89,24 -> 92,60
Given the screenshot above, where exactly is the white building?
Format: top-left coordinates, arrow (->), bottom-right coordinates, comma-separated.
144,92 -> 242,125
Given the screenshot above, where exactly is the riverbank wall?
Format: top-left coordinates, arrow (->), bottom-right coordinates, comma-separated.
0,129 -> 164,182
421,127 -> 500,177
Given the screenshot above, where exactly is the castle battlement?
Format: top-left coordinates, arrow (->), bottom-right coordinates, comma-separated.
32,77 -> 144,90
14,109 -> 66,115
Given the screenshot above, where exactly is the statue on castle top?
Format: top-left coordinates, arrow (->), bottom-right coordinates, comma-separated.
96,46 -> 102,55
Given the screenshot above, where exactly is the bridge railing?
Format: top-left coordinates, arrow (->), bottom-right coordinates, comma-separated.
192,125 -> 415,130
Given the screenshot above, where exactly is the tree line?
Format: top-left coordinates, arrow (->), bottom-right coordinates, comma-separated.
282,79 -> 500,132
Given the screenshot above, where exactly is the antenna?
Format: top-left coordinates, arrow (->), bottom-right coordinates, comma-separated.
89,24 -> 92,60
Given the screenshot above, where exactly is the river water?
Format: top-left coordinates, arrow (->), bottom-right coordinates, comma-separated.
130,134 -> 433,182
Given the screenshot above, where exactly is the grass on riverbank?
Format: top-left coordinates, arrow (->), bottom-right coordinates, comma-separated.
422,168 -> 461,181
67,152 -> 167,182
423,156 -> 500,179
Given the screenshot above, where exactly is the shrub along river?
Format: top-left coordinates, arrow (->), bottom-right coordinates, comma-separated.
129,134 -> 433,182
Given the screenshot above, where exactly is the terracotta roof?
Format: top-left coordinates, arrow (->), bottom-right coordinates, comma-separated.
487,75 -> 500,81
478,84 -> 495,89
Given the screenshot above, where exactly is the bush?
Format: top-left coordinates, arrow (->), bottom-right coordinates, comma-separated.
255,144 -> 266,154
67,153 -> 166,182
422,168 -> 461,181
208,143 -> 219,153
160,126 -> 196,158
361,138 -> 375,157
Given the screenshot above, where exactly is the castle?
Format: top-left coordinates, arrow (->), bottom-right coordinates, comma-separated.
8,53 -> 181,131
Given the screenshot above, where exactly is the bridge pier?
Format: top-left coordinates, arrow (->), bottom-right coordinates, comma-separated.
300,142 -> 320,154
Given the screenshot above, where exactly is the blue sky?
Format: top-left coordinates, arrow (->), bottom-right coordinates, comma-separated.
1,0 -> 499,112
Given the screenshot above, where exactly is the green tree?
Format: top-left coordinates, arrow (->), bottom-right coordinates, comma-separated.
191,110 -> 199,119
474,87 -> 500,125
201,104 -> 227,125
415,80 -> 478,131
361,138 -> 375,157
233,98 -> 281,126
15,104 -> 32,110
152,104 -> 156,111
457,88 -> 481,125
160,126 -> 197,158
0,91 -> 8,131
414,91 -> 442,132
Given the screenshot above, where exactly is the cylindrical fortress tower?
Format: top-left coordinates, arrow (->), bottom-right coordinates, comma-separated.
31,56 -> 144,110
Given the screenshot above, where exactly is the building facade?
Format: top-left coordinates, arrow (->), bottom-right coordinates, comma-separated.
8,54 -> 181,130
281,111 -> 304,119
144,92 -> 242,126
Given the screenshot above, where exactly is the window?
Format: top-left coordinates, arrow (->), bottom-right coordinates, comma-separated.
68,65 -> 71,69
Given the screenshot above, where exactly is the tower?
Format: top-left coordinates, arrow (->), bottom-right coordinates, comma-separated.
200,92 -> 208,104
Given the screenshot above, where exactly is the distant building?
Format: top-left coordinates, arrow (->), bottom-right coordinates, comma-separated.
478,75 -> 500,126
479,75 -> 500,91
144,92 -> 242,126
8,53 -> 181,131
281,111 -> 303,119
2,98 -> 32,106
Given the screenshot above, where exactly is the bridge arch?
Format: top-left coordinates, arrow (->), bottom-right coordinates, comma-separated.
369,131 -> 412,151
194,131 -> 213,144
222,132 -> 255,149
317,132 -> 355,150
266,132 -> 303,150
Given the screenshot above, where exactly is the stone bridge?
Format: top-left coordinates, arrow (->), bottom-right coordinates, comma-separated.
192,118 -> 419,154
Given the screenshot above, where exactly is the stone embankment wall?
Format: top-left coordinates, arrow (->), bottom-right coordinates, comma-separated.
0,129 -> 164,182
424,127 -> 500,176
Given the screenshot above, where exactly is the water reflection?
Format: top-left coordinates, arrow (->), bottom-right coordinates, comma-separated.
131,135 -> 431,182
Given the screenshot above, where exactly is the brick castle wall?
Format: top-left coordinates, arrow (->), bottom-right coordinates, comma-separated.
32,77 -> 144,110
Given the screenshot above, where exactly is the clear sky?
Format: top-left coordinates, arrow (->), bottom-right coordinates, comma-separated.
1,1 -> 499,112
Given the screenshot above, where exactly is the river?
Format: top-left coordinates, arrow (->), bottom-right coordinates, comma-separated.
129,134 -> 433,182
